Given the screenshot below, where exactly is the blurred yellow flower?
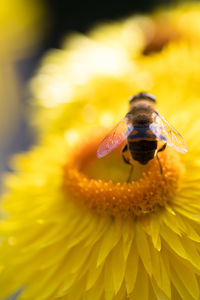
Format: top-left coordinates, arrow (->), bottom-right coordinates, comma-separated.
0,0 -> 47,178
0,0 -> 46,57
1,2 -> 200,300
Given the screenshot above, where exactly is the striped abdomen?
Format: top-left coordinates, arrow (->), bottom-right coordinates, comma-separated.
128,139 -> 157,164
127,126 -> 157,164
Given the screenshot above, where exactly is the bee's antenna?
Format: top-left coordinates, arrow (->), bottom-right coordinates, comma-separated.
156,154 -> 163,174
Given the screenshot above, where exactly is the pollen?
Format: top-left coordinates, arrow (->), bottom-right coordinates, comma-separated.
63,135 -> 185,217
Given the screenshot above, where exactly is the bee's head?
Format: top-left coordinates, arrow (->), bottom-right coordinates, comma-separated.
129,92 -> 156,104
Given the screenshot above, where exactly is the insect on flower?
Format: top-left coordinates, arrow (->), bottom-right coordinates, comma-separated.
97,92 -> 188,181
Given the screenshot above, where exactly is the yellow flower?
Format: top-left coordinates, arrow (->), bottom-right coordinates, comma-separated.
0,0 -> 46,57
0,0 -> 47,177
1,3 -> 200,300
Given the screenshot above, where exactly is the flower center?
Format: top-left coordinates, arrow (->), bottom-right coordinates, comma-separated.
62,132 -> 184,217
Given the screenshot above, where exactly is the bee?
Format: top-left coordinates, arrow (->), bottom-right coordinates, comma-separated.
97,92 -> 187,181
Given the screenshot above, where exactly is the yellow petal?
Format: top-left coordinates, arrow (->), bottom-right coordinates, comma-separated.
111,240 -> 126,294
131,262 -> 149,300
150,246 -> 171,298
136,224 -> 152,276
170,255 -> 199,299
125,242 -> 139,295
160,223 -> 188,260
97,219 -> 121,266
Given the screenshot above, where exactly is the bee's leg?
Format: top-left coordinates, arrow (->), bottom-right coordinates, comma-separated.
127,165 -> 134,183
157,143 -> 167,153
156,143 -> 167,174
122,144 -> 134,182
121,144 -> 131,165
156,155 -> 163,174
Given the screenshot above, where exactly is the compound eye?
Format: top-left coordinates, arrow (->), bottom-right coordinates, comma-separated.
129,92 -> 156,103
144,93 -> 156,102
129,96 -> 136,103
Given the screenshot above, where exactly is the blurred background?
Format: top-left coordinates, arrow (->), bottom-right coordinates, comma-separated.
0,0 -> 177,188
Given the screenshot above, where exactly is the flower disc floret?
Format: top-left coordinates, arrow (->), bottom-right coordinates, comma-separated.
63,134 -> 184,216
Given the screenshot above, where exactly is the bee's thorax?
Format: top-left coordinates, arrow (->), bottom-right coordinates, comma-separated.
127,101 -> 155,128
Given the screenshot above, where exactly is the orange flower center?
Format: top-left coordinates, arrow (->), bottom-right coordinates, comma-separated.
63,133 -> 184,217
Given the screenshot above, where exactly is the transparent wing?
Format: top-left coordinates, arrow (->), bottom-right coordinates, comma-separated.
97,117 -> 133,158
150,112 -> 188,153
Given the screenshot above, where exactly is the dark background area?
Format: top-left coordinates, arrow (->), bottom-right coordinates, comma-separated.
45,0 -> 174,48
